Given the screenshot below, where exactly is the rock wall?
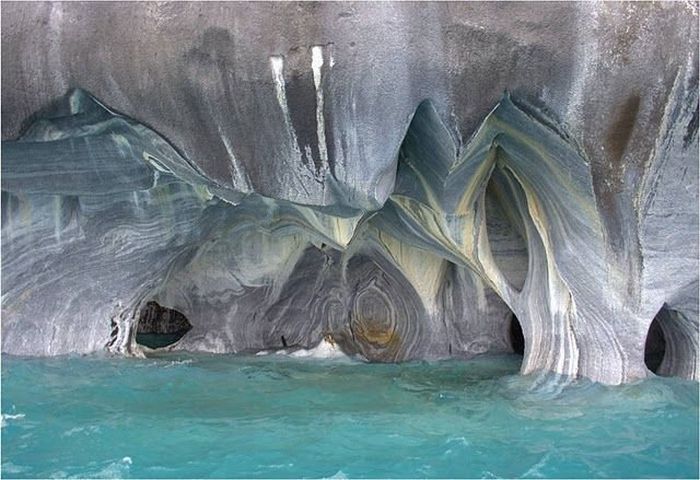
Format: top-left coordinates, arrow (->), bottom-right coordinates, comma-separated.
1,2 -> 698,383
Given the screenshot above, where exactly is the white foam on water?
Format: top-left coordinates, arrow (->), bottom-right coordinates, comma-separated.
521,450 -> 554,478
1,413 -> 25,428
61,426 -> 84,437
89,457 -> 133,479
290,338 -> 347,359
61,425 -> 100,438
2,462 -> 29,474
327,470 -> 348,479
265,338 -> 350,359
163,359 -> 193,368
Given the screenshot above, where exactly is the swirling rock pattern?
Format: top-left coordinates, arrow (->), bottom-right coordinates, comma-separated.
1,2 -> 698,383
336,251 -> 425,362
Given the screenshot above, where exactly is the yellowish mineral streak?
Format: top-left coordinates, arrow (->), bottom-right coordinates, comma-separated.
375,229 -> 447,311
515,170 -> 580,377
292,204 -> 364,249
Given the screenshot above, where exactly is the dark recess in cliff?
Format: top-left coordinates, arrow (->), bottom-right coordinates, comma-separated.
510,314 -> 525,356
136,301 -> 192,349
644,316 -> 666,374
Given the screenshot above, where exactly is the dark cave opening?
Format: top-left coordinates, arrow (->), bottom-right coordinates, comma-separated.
136,301 -> 192,349
509,313 -> 525,356
644,314 -> 667,374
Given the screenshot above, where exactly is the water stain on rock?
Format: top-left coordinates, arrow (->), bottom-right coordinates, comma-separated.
606,94 -> 640,165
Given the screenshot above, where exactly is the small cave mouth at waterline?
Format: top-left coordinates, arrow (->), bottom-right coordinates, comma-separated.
509,313 -> 525,356
136,301 -> 192,350
644,314 -> 667,374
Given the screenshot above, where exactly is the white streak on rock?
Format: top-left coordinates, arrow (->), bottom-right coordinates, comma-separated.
132,191 -> 142,217
270,55 -> 302,159
304,144 -> 314,167
217,124 -> 252,191
311,46 -> 329,170
54,196 -> 62,242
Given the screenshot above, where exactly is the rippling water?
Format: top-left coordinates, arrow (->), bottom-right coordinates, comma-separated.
1,353 -> 698,478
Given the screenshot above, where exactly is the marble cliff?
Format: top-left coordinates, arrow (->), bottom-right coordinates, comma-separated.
1,2 -> 698,384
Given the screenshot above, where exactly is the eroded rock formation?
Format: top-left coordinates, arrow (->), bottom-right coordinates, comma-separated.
1,2 -> 698,384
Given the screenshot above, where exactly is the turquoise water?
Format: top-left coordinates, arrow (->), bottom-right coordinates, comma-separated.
2,353 -> 698,479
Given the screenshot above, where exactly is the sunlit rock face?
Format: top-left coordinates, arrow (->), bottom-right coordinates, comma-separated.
1,2 -> 698,384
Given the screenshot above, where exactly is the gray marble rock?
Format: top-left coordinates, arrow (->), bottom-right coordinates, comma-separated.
1,2 -> 697,384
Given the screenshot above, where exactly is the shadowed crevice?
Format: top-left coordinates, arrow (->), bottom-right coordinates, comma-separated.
509,313 -> 525,356
644,315 -> 666,373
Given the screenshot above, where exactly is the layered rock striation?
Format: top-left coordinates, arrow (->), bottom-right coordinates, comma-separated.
1,2 -> 698,383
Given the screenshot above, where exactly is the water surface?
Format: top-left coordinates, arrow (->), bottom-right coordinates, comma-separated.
2,353 -> 698,478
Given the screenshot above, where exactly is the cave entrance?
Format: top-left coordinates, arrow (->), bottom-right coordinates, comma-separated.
136,301 -> 192,350
509,313 -> 525,356
644,312 -> 667,374
644,305 -> 698,379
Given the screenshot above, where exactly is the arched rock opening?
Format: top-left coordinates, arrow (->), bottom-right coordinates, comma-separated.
509,313 -> 525,356
647,305 -> 698,379
136,301 -> 192,350
644,315 -> 666,374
